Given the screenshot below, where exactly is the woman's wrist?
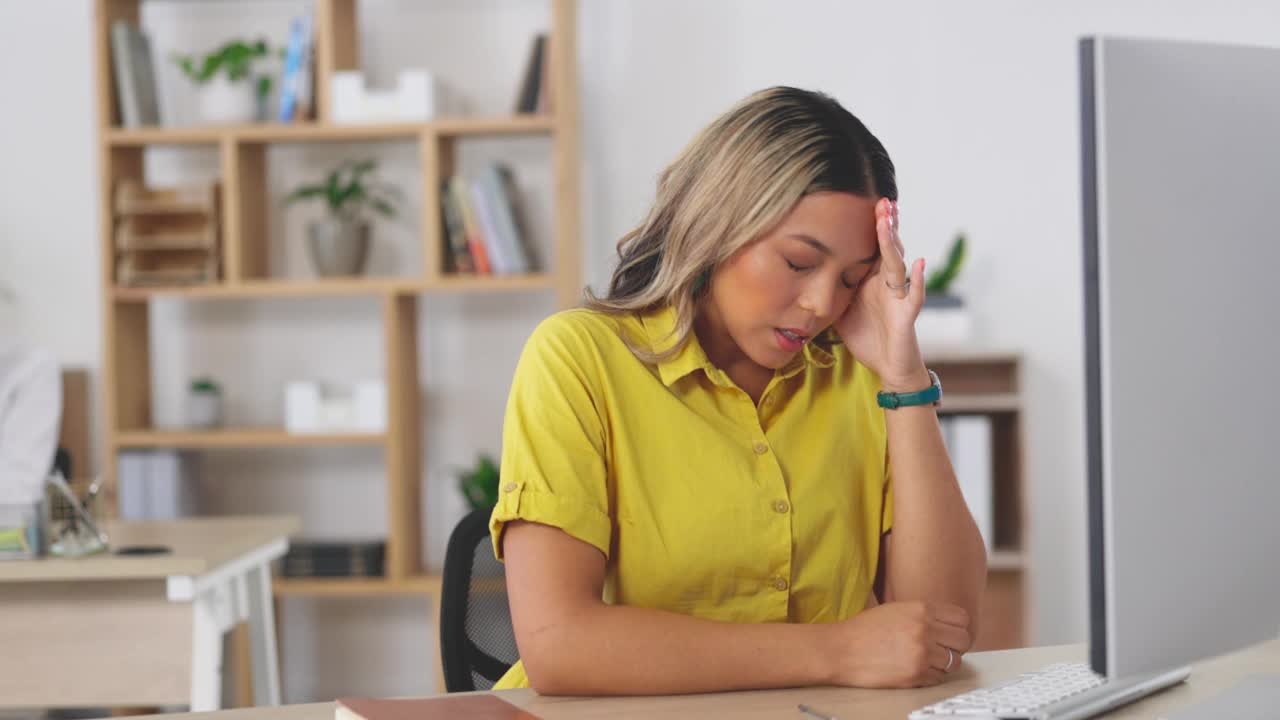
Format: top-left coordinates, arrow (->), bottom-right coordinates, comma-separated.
880,368 -> 932,394
803,622 -> 840,685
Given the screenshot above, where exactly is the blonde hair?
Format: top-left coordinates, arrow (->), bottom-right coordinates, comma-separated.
585,86 -> 898,362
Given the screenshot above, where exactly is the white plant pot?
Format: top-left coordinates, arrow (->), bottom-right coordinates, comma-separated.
186,391 -> 223,429
916,295 -> 974,346
198,76 -> 257,125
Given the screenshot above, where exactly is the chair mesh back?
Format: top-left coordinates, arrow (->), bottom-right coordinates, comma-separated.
463,538 -> 518,691
440,508 -> 519,692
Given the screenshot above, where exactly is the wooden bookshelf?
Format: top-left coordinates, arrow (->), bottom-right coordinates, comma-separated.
104,115 -> 555,146
110,273 -> 558,301
114,429 -> 386,449
92,0 -> 580,696
941,393 -> 1021,414
923,351 -> 1028,651
273,574 -> 442,597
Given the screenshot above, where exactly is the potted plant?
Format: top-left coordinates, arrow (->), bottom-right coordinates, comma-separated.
284,159 -> 399,277
186,376 -> 223,429
174,39 -> 274,124
917,232 -> 974,345
457,454 -> 501,511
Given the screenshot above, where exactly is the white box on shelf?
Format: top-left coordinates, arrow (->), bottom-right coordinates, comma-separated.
915,307 -> 974,346
330,70 -> 452,124
354,380 -> 387,432
285,381 -> 322,434
285,380 -> 386,434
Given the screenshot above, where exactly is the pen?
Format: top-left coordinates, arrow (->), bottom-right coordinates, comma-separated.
798,703 -> 838,720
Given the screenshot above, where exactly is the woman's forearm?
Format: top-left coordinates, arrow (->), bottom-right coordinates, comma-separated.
519,602 -> 831,695
882,388 -> 988,630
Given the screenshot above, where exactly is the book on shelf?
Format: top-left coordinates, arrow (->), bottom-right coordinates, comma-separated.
939,415 -> 995,551
477,164 -> 536,274
536,33 -> 553,114
336,695 -> 539,720
440,180 -> 475,273
278,12 -> 315,122
446,176 -> 492,274
117,450 -> 198,520
110,20 -> 162,127
440,166 -> 536,276
514,33 -> 549,114
281,540 -> 385,578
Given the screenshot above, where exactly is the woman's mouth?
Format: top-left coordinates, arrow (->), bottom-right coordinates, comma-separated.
774,328 -> 809,353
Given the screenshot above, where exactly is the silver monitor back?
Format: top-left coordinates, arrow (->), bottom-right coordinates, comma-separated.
1081,35 -> 1280,680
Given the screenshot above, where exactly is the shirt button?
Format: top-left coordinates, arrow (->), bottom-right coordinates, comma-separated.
753,442 -> 769,455
773,500 -> 790,514
772,576 -> 789,591
503,483 -> 518,493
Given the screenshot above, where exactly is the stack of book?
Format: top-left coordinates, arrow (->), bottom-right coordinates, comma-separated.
116,450 -> 199,520
939,415 -> 995,550
440,164 -> 537,275
113,180 -> 222,286
281,540 -> 386,578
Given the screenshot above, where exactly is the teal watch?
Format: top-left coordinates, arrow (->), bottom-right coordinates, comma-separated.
877,370 -> 943,410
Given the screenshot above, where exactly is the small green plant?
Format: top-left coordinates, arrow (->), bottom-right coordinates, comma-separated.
925,232 -> 968,295
190,376 -> 221,394
458,454 -> 501,511
173,39 -> 274,99
284,160 -> 399,221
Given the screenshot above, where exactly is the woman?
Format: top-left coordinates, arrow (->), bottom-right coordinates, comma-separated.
489,86 -> 987,695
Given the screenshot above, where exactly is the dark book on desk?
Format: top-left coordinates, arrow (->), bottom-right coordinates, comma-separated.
336,695 -> 540,720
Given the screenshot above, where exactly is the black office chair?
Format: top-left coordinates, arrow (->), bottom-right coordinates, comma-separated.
439,507 -> 520,692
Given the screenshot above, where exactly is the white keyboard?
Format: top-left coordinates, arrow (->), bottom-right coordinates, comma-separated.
910,663 -> 1106,719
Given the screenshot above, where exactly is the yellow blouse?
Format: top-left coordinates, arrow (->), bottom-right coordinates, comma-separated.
488,306 -> 894,689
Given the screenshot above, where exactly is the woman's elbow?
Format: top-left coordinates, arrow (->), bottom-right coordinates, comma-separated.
516,624 -> 586,695
522,648 -> 582,696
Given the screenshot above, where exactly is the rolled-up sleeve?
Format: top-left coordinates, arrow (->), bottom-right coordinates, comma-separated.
490,314 -> 611,561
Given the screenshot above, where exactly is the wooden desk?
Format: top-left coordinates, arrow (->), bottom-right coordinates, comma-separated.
117,638 -> 1280,719
0,515 -> 299,711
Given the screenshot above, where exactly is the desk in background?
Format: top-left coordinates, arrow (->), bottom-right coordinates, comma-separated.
0,515 -> 298,711
120,639 -> 1279,719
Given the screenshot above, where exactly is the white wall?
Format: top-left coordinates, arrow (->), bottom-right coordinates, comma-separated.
2,0 -> 1277,704
577,0 -> 1280,652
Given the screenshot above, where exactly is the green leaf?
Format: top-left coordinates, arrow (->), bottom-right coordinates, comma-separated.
256,75 -> 272,100
190,377 -> 220,393
349,159 -> 378,179
284,186 -> 327,204
457,454 -> 501,510
173,54 -> 201,82
371,198 -> 396,218
925,232 -> 968,294
174,39 -> 273,85
333,183 -> 365,211
198,52 -> 221,82
324,171 -> 341,211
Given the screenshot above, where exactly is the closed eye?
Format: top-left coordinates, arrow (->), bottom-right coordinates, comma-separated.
785,259 -> 812,272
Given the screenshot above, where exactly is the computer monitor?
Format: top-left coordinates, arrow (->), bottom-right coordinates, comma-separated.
1080,35 -> 1280,681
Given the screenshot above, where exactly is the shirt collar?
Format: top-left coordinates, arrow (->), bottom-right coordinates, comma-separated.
640,306 -> 836,387
641,306 -> 716,387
